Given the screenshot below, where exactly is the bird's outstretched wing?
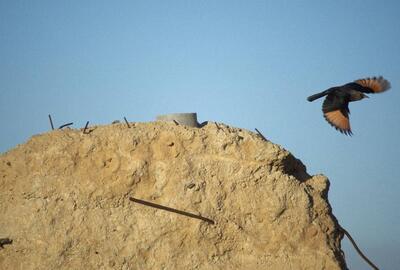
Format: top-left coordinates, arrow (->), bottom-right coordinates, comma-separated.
354,76 -> 391,93
322,93 -> 352,135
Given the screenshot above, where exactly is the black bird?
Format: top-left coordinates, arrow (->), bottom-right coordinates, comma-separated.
307,76 -> 391,135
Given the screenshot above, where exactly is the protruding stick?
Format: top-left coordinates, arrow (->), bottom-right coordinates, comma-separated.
342,228 -> 380,270
129,197 -> 214,225
83,121 -> 89,134
59,122 -> 73,129
48,114 -> 54,130
255,128 -> 267,141
124,117 -> 131,128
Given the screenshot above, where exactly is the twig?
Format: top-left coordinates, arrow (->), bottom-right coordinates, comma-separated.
124,117 -> 131,128
83,121 -> 89,134
215,122 -> 221,130
255,128 -> 267,141
59,122 -> 73,129
341,227 -> 380,270
48,114 -> 54,130
129,197 -> 214,225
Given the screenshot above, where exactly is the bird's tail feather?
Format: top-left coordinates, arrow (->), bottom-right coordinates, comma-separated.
307,90 -> 330,102
354,76 -> 391,93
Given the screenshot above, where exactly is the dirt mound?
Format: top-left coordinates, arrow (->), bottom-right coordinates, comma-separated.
0,121 -> 346,269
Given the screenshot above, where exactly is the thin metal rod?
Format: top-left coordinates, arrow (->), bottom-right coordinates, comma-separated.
129,197 -> 214,225
83,121 -> 89,134
48,114 -> 54,130
255,128 -> 267,141
342,227 -> 380,270
59,122 -> 73,129
124,117 -> 131,128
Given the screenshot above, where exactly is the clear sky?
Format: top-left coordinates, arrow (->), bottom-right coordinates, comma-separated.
1,1 -> 399,269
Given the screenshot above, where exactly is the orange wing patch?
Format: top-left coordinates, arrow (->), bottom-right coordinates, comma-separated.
324,110 -> 352,135
355,76 -> 391,93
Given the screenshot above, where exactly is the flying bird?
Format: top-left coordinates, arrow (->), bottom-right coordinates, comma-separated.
307,76 -> 391,135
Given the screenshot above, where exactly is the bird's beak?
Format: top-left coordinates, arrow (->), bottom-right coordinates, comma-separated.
364,94 -> 369,98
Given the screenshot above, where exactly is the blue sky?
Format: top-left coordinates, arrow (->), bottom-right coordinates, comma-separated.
1,1 -> 399,268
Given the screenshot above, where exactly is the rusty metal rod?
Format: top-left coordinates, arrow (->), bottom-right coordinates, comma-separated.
341,227 -> 380,270
124,117 -> 131,128
129,197 -> 214,225
59,122 -> 73,129
255,128 -> 267,141
48,114 -> 54,130
83,121 -> 89,134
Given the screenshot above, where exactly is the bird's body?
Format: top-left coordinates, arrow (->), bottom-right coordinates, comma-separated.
307,76 -> 391,135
